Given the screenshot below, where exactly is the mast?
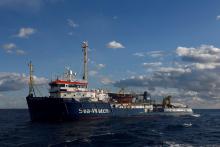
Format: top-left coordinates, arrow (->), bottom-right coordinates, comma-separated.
28,61 -> 35,97
82,41 -> 88,83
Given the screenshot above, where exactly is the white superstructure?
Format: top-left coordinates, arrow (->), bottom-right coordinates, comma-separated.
49,41 -> 109,102
49,68 -> 108,102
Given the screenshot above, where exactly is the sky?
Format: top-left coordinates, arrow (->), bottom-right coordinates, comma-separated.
1,0 -> 220,108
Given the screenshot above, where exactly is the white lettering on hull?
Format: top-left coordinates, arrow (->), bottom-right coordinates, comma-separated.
79,108 -> 110,114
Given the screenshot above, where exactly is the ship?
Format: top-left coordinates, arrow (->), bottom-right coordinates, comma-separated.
26,41 -> 193,121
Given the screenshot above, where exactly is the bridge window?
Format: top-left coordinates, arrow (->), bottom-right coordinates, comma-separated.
50,83 -> 66,87
78,85 -> 86,88
60,89 -> 67,92
59,84 -> 65,87
69,84 -> 77,88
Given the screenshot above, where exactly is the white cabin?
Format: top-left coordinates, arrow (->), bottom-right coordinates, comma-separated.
49,68 -> 109,102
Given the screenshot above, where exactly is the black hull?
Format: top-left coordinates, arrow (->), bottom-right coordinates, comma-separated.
26,96 -> 70,121
26,96 -> 193,121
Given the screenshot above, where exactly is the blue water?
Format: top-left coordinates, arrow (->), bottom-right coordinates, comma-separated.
0,109 -> 219,146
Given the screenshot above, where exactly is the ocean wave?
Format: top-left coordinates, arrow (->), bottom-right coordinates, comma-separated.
191,113 -> 200,117
164,141 -> 193,147
183,122 -> 192,127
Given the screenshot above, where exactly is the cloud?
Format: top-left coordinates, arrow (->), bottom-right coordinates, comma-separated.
133,51 -> 166,58
89,70 -> 98,76
147,51 -> 165,58
0,72 -> 47,91
97,64 -> 106,69
2,43 -> 26,55
142,62 -> 162,68
106,41 -> 125,49
2,43 -> 16,53
89,62 -> 106,76
157,67 -> 191,74
114,44 -> 220,108
114,66 -> 220,104
0,0 -> 63,11
16,49 -> 26,55
176,45 -> 220,70
133,52 -> 145,57
114,75 -> 147,88
2,43 -> 16,50
67,19 -> 79,28
176,45 -> 220,63
191,63 -> 220,70
100,77 -> 114,85
217,15 -> 220,20
15,27 -> 36,38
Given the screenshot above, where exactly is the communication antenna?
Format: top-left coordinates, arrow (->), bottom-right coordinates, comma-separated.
82,41 -> 88,83
28,61 -> 36,97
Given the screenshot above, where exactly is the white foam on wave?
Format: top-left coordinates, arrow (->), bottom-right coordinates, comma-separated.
88,132 -> 114,138
164,141 -> 193,147
183,122 -> 192,127
191,113 -> 200,117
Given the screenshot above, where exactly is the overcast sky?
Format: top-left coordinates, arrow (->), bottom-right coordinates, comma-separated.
1,0 -> 220,108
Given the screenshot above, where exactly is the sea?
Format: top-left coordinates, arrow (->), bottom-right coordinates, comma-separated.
0,109 -> 219,147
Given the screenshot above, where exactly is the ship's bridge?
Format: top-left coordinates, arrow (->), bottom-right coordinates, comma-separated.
49,80 -> 88,88
49,78 -> 108,102
49,79 -> 91,99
